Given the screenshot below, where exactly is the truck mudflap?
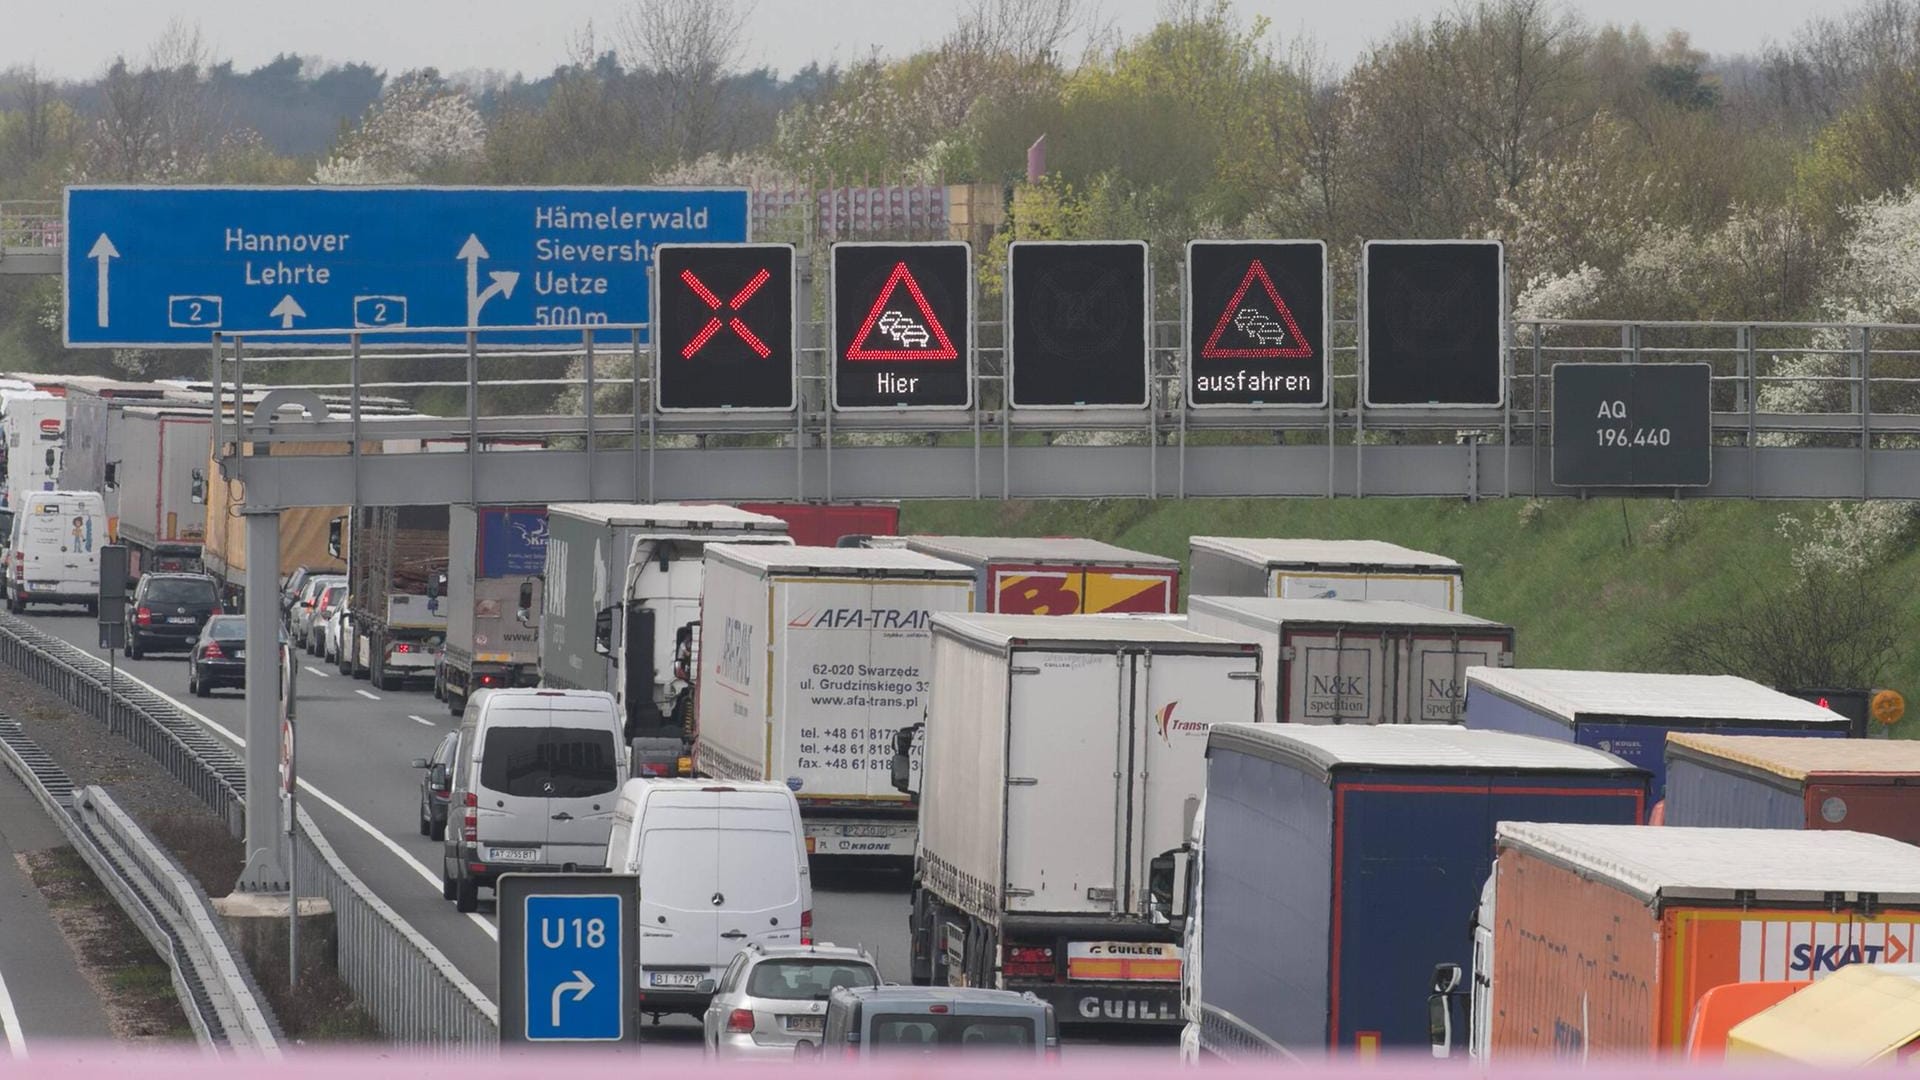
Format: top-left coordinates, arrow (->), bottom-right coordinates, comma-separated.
1021,979 -> 1183,1025
802,818 -> 916,857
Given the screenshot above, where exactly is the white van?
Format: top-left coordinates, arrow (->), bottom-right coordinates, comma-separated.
440,688 -> 630,912
7,490 -> 107,613
604,779 -> 812,1019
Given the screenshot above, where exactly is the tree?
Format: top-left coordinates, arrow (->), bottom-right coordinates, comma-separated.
616,0 -> 755,163
317,70 -> 485,184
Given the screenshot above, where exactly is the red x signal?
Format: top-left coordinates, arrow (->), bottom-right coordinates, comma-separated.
680,267 -> 774,360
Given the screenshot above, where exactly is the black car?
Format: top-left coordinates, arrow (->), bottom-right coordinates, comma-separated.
411,730 -> 460,841
188,614 -> 249,696
126,573 -> 222,659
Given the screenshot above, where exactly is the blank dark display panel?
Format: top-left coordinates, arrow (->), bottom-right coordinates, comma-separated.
1007,241 -> 1149,408
1363,241 -> 1505,407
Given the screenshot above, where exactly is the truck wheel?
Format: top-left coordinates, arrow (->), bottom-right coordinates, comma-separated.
454,873 -> 479,913
909,893 -> 935,986
337,645 -> 352,675
448,691 -> 465,717
441,869 -> 457,901
84,599 -> 97,616
127,637 -> 142,660
380,669 -> 401,692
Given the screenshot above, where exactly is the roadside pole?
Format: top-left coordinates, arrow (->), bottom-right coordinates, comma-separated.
279,641 -> 298,990
97,545 -> 128,730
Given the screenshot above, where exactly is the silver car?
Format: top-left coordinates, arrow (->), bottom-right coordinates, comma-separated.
702,943 -> 880,1060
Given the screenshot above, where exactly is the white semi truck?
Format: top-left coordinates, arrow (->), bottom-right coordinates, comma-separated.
906,614 -> 1261,1030
538,504 -> 790,774
692,544 -> 974,857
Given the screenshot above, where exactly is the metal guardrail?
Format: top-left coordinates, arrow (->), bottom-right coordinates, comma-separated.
0,717 -> 276,1051
0,613 -> 500,1048
293,805 -> 499,1045
211,316 -> 1920,504
0,200 -> 61,249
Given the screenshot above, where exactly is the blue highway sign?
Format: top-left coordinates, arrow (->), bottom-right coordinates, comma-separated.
64,186 -> 749,347
523,892 -> 626,1041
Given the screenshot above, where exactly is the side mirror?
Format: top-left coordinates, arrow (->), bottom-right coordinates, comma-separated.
190,468 -> 206,505
327,516 -> 344,559
695,978 -> 716,996
428,571 -> 445,601
793,1040 -> 820,1062
1428,963 -> 1463,1058
593,605 -> 615,657
889,723 -> 920,796
410,757 -> 429,769
517,581 -> 535,627
104,462 -> 118,489
1148,846 -> 1191,928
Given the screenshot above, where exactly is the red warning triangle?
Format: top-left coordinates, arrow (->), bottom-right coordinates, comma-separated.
1202,259 -> 1312,359
845,262 -> 960,362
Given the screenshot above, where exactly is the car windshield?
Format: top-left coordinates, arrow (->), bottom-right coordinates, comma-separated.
146,578 -> 216,605
868,1014 -> 1037,1052
204,616 -> 246,637
747,959 -> 877,1001
478,724 -> 618,798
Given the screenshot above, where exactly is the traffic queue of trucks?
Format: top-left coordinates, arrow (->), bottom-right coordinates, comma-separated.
7,390 -> 1915,1059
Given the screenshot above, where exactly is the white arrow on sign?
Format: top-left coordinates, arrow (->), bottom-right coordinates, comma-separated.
458,234 -> 520,326
270,294 -> 306,329
551,969 -> 595,1027
88,234 -> 119,328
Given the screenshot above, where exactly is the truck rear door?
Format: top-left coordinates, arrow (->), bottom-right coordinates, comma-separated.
1005,651 -> 1124,914
1287,628 -> 1389,724
1132,650 -> 1258,909
1401,633 -> 1512,723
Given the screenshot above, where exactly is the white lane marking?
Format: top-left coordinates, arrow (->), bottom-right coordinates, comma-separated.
408,715 -> 434,727
302,665 -> 331,679
99,662 -> 499,941
355,689 -> 380,701
0,961 -> 25,1057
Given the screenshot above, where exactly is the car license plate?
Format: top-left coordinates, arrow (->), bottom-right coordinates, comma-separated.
647,971 -> 701,988
168,616 -> 194,624
487,847 -> 539,863
785,1015 -> 823,1033
834,824 -> 896,838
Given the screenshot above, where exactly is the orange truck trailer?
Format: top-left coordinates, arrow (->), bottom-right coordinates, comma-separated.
1486,822 -> 1920,1059
902,535 -> 1180,615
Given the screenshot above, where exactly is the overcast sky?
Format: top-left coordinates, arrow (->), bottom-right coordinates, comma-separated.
10,0 -> 1808,81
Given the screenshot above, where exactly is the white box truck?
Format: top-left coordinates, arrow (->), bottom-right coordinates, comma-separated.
2,391 -> 65,511
1187,537 -> 1464,612
907,614 -> 1260,1030
1187,596 -> 1515,724
692,544 -> 974,858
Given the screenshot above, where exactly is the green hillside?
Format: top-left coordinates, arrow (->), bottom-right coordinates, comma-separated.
901,498 -> 1920,737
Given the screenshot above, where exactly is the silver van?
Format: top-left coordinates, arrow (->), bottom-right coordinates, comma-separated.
440,688 -> 629,912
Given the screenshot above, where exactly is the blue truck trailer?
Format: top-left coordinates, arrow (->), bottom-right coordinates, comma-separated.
1462,668 -> 1850,797
1183,723 -> 1649,1061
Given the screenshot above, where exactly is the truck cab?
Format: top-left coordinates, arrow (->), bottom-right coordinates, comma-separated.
602,536 -> 711,776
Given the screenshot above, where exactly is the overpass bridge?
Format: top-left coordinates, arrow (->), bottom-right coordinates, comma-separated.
0,201 -> 60,275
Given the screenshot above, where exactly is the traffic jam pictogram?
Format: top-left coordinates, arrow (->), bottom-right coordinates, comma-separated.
1186,240 -> 1327,407
653,243 -> 796,411
832,242 -> 971,409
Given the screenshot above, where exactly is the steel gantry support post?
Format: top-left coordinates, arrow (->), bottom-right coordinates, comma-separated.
235,507 -> 287,892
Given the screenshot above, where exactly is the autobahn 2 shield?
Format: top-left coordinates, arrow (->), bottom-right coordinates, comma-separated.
832,242 -> 972,410
653,243 -> 796,411
1007,240 -> 1150,409
1185,240 -> 1327,407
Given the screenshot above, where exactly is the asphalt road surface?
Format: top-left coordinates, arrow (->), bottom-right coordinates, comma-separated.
0,767 -> 115,1051
19,606 -> 917,1043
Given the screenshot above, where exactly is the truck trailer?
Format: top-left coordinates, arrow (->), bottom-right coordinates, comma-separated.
1463,668 -> 1851,796
1482,822 -> 1920,1058
1664,733 -> 1920,845
735,501 -> 900,546
2,391 -> 65,511
101,407 -> 209,576
910,614 -> 1261,1029
537,503 -> 790,771
341,505 -> 449,690
439,505 -> 546,714
1184,724 -> 1648,1062
694,545 -> 973,857
1187,596 -> 1514,724
903,535 -> 1180,615
1187,537 -> 1464,612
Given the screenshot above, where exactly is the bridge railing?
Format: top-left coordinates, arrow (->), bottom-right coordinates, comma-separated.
0,200 -> 62,249
206,316 -> 1920,504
